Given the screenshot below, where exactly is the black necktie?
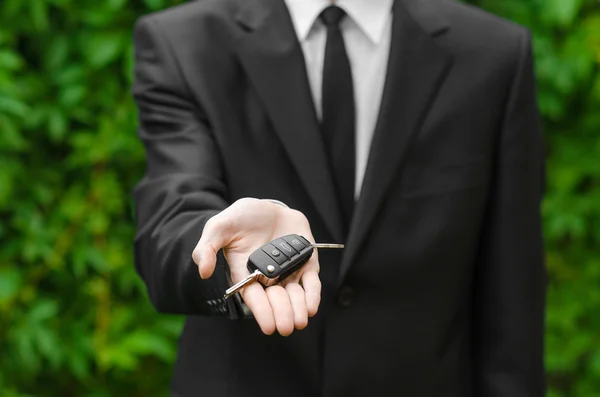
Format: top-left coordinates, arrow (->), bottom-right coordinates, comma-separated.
320,5 -> 355,235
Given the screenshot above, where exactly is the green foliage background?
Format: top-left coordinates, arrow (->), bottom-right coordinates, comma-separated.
0,0 -> 598,395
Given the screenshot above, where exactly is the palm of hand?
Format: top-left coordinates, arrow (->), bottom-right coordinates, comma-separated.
223,199 -> 319,286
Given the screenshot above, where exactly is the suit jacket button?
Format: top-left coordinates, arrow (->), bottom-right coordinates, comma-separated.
336,285 -> 354,307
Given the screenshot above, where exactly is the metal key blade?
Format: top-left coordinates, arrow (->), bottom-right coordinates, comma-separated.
223,269 -> 262,300
312,243 -> 344,249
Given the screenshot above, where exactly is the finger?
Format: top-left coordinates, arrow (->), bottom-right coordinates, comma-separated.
241,283 -> 276,335
286,283 -> 308,330
301,271 -> 321,317
192,216 -> 231,279
266,286 -> 295,336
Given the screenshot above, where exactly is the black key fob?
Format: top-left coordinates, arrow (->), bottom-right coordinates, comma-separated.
223,235 -> 343,299
247,234 -> 314,286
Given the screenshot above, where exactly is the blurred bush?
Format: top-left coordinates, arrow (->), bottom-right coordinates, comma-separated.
0,1 -> 186,396
0,0 -> 598,396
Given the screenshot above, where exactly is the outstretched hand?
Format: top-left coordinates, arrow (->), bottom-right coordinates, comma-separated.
192,198 -> 321,336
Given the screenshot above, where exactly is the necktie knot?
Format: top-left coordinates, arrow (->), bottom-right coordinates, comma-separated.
319,5 -> 346,27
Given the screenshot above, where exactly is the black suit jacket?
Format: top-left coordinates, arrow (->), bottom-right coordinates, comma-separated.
131,0 -> 546,396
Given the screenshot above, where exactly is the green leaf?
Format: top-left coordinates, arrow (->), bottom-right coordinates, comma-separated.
120,330 -> 175,362
35,327 -> 62,368
46,36 -> 69,70
0,50 -> 22,70
0,115 -> 27,150
67,349 -> 91,380
543,0 -> 584,27
0,96 -> 28,118
59,85 -> 86,107
0,267 -> 22,303
590,351 -> 600,377
142,0 -> 165,11
29,301 -> 58,322
84,32 -> 124,68
55,65 -> 85,85
30,0 -> 50,31
107,0 -> 127,11
47,110 -> 67,141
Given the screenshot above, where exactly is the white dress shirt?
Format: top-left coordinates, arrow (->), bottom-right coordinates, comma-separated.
284,0 -> 393,198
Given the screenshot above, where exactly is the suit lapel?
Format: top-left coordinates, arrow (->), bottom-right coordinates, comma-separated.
339,0 -> 454,283
235,0 -> 344,242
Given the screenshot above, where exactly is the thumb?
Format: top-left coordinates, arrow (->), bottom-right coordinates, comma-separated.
192,215 -> 232,279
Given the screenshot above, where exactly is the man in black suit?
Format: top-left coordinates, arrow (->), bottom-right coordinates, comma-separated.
131,0 -> 546,396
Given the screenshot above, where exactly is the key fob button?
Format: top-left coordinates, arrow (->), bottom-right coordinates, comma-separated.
283,235 -> 308,251
271,238 -> 298,256
297,235 -> 312,248
262,244 -> 288,265
248,250 -> 277,271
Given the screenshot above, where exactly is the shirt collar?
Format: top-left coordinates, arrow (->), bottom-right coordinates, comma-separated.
284,0 -> 393,44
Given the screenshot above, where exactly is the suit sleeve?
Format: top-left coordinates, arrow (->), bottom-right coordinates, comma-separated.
473,30 -> 547,396
131,16 -> 247,318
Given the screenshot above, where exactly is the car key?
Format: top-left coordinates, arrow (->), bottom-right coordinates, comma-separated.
223,234 -> 343,299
